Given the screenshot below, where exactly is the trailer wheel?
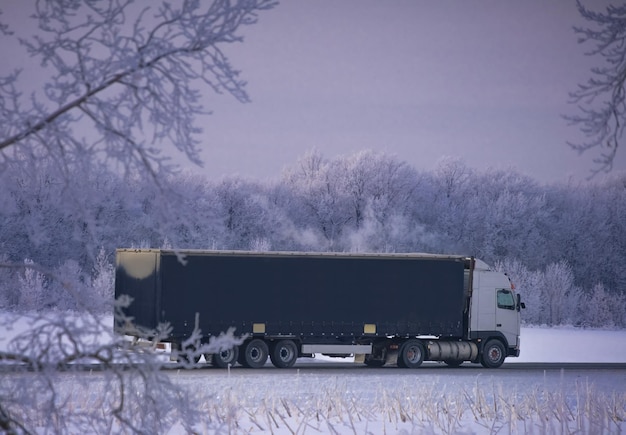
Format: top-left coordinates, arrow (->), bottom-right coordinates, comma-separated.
480,339 -> 506,368
240,339 -> 269,368
270,340 -> 298,368
176,344 -> 200,365
398,339 -> 425,368
212,346 -> 239,368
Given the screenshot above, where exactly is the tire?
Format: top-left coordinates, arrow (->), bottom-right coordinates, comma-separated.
398,339 -> 425,368
176,344 -> 200,365
212,346 -> 239,368
480,339 -> 506,368
270,340 -> 298,368
240,339 -> 269,368
444,360 -> 463,368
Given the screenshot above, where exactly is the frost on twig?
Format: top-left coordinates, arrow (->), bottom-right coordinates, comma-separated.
565,2 -> 626,177
0,0 -> 277,173
0,296 -> 243,433
0,0 -> 277,258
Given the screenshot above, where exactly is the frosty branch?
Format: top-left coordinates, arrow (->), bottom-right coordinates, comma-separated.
0,0 -> 276,178
566,1 -> 626,176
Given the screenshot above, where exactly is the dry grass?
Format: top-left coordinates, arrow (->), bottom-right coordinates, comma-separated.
2,371 -> 625,434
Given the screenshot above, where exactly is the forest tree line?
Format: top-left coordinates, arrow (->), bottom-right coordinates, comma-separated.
1,150 -> 625,327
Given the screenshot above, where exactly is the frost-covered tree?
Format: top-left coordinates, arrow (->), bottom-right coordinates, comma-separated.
3,143 -> 626,328
0,0 -> 276,430
1,0 -> 276,176
566,1 -> 626,175
283,151 -> 352,250
92,248 -> 115,311
339,150 -> 422,251
465,171 -> 545,265
431,157 -> 474,247
582,283 -> 626,328
541,261 -> 582,325
0,300 -> 242,433
0,0 -> 276,257
18,259 -> 47,311
214,177 -> 273,249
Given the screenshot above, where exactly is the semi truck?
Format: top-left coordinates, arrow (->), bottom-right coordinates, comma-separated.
114,249 -> 524,369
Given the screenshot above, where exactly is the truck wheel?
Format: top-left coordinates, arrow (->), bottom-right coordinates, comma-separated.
241,339 -> 269,368
212,346 -> 239,368
398,339 -> 425,368
480,340 -> 506,368
270,340 -> 298,368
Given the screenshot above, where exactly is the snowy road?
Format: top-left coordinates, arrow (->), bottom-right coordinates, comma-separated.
168,361 -> 626,372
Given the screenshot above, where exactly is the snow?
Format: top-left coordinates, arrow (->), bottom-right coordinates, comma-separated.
516,325 -> 626,363
1,312 -> 625,433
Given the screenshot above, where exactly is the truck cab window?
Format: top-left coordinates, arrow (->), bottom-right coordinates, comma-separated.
497,289 -> 515,310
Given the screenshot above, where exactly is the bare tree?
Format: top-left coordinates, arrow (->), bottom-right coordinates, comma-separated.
0,0 -> 276,179
0,298 -> 242,433
566,1 -> 626,176
0,0 -> 277,264
0,0 -> 274,431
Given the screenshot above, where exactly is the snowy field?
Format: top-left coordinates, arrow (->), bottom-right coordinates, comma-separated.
1,313 -> 626,434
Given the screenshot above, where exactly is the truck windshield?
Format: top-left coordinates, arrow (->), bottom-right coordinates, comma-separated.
497,289 -> 516,310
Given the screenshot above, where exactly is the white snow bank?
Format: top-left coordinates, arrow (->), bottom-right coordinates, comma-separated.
514,326 -> 626,363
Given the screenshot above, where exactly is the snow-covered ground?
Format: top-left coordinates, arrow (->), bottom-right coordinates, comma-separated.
516,325 -> 626,363
1,312 -> 625,434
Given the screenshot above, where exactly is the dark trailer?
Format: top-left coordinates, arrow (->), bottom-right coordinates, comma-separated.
115,249 -> 523,369
115,249 -> 471,342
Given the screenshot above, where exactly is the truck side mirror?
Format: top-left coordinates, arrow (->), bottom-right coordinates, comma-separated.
517,294 -> 526,311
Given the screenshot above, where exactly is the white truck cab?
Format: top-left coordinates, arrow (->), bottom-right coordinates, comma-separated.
469,259 -> 523,365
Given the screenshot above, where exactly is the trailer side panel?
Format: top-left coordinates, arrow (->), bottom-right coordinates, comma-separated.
144,251 -> 467,339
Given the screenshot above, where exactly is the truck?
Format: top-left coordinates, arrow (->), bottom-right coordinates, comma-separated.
114,249 -> 524,369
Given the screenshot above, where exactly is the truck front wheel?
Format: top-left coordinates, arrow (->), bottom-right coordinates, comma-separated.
480,340 -> 506,368
240,339 -> 269,368
270,340 -> 298,368
398,339 -> 425,368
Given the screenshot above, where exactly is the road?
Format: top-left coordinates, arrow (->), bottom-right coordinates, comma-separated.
163,361 -> 626,372
2,361 -> 626,373
3,360 -> 625,415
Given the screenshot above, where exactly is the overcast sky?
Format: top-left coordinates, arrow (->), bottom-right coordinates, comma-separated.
194,0 -> 626,183
3,1 -> 625,183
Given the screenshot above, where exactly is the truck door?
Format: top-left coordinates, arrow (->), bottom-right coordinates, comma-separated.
495,288 -> 519,348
